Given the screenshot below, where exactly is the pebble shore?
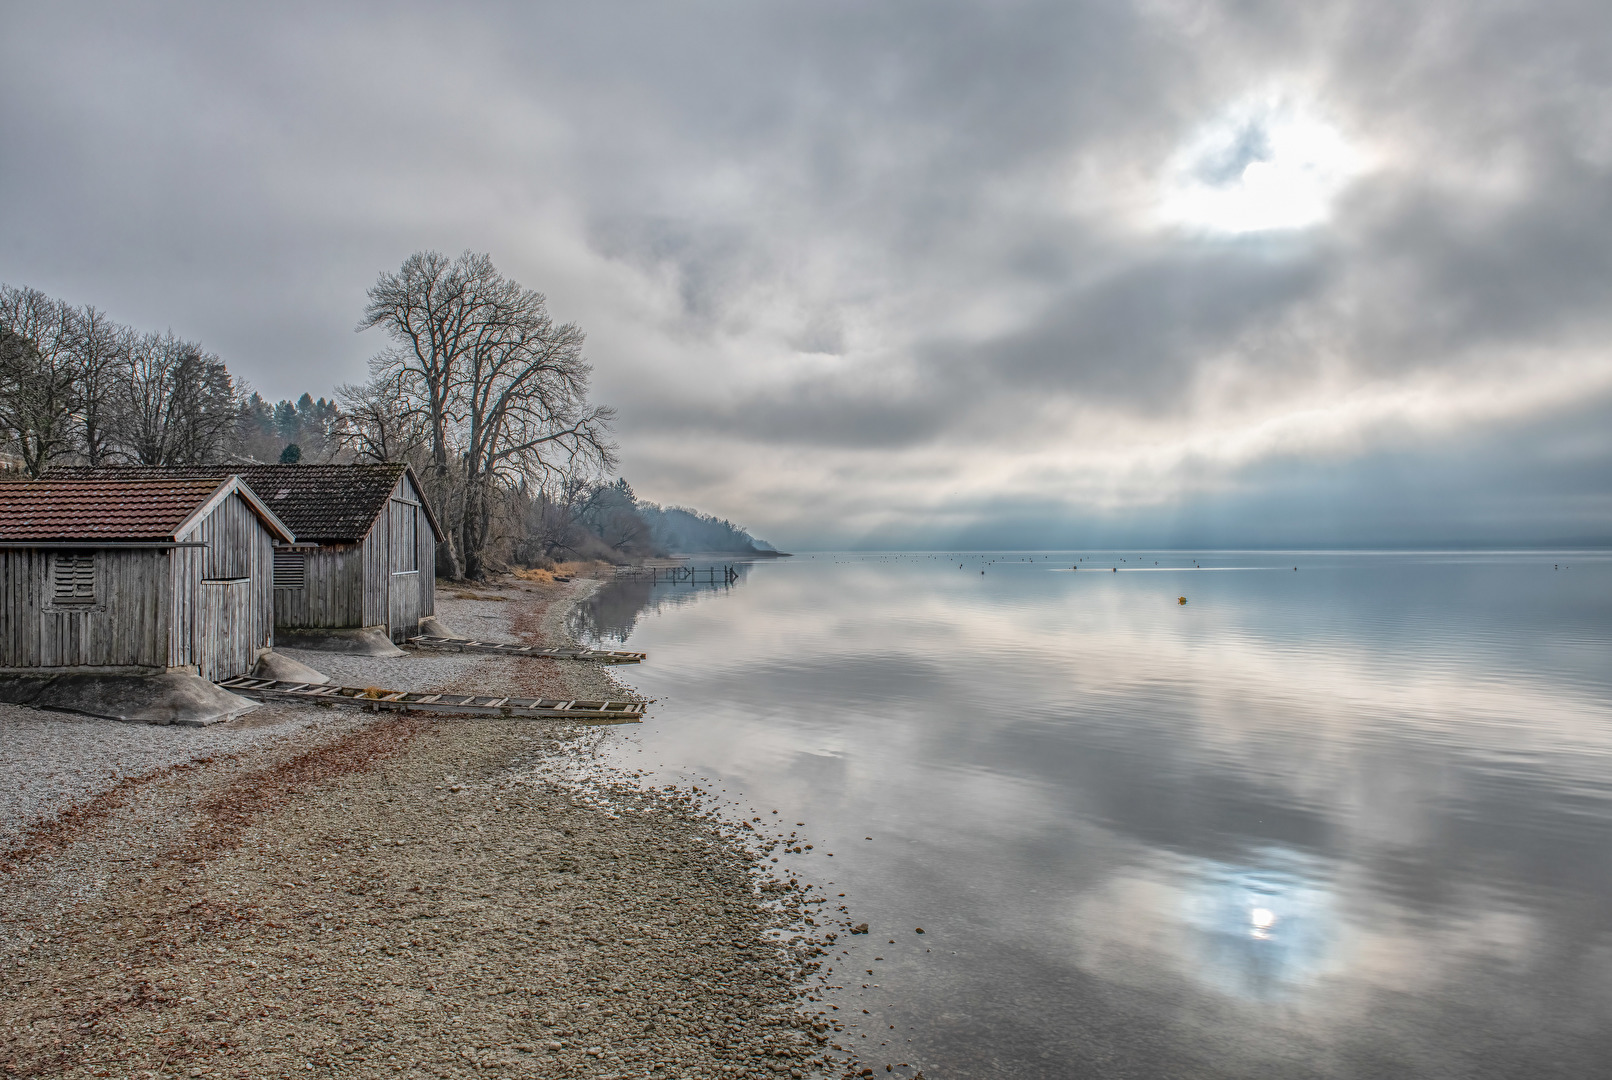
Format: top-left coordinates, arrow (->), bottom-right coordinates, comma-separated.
0,579 -> 853,1080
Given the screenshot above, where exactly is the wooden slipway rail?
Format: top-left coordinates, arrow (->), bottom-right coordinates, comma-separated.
407,636 -> 646,665
216,677 -> 646,723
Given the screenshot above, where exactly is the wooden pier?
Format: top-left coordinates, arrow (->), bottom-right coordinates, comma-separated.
217,676 -> 647,723
615,564 -> 740,585
405,637 -> 646,664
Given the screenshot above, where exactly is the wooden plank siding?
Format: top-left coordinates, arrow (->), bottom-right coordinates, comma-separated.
361,516 -> 389,630
0,548 -> 170,672
388,478 -> 422,641
417,487 -> 435,619
167,545 -> 202,671
196,579 -> 256,681
272,545 -> 363,629
175,491 -> 276,681
396,472 -> 435,620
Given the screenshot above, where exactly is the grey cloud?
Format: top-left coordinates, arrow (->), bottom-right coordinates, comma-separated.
951,243 -> 1340,412
2,1 -> 1610,545
838,389 -> 1612,552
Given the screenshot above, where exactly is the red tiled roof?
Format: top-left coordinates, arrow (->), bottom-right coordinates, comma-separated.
0,477 -> 230,541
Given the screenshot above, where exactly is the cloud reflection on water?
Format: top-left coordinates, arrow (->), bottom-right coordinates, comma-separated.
581,552 -> 1612,1077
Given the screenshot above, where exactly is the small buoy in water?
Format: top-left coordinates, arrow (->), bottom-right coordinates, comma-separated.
1178,596 -> 1187,604
1112,567 -> 1117,572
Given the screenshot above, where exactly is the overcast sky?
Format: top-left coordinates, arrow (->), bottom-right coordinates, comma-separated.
3,1 -> 1610,548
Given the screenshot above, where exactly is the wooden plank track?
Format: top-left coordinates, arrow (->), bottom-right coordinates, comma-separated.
406,636 -> 646,664
216,676 -> 646,723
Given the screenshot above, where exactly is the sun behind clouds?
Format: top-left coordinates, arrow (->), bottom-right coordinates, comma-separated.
1159,94 -> 1365,235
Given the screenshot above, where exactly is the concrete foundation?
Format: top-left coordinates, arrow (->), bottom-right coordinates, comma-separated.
0,672 -> 258,727
251,651 -> 332,684
272,626 -> 405,657
417,616 -> 458,639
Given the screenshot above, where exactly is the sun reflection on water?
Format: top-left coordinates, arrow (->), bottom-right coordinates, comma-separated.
1179,848 -> 1337,998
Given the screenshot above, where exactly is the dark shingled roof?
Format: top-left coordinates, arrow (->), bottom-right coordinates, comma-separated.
232,464 -> 414,541
0,477 -> 233,541
50,463 -> 436,543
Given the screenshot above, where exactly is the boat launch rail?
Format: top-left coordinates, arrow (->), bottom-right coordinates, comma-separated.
217,676 -> 646,723
406,636 -> 646,664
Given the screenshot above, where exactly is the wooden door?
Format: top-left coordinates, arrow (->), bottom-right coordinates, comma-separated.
198,579 -> 255,681
388,499 -> 422,640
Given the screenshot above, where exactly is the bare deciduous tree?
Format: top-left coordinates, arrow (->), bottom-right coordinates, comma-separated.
72,305 -> 130,466
116,330 -> 237,466
360,251 -> 616,578
456,284 -> 616,577
0,285 -> 80,476
335,374 -> 431,465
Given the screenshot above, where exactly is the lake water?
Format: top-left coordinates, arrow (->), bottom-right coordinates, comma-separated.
574,551 -> 1612,1079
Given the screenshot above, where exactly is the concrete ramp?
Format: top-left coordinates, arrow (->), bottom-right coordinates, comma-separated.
252,651 -> 332,684
417,615 -> 458,639
273,626 -> 405,657
0,672 -> 258,727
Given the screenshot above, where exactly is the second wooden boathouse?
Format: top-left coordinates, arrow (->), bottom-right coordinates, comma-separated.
255,463 -> 442,645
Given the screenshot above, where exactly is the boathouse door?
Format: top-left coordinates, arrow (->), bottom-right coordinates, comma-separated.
388,497 -> 421,641
198,578 -> 255,681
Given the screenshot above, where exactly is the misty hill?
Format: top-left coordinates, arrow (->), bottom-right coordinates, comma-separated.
636,502 -> 782,555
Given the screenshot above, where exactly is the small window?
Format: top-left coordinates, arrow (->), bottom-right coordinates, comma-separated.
392,500 -> 419,573
273,550 -> 306,589
52,552 -> 96,606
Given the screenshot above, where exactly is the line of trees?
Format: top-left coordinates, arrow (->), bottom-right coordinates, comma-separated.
516,477 -> 772,563
2,255 -> 776,577
0,285 -> 238,473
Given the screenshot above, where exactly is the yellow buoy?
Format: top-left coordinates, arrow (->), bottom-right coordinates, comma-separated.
1178,596 -> 1188,605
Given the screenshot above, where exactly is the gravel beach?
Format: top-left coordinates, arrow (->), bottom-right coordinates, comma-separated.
0,579 -> 851,1080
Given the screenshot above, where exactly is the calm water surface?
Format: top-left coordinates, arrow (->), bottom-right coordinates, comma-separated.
574,551 -> 1612,1079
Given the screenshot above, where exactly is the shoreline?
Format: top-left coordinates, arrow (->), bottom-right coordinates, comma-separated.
0,579 -> 839,1080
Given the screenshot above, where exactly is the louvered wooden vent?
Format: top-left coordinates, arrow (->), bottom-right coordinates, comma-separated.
52,553 -> 96,605
273,550 -> 306,589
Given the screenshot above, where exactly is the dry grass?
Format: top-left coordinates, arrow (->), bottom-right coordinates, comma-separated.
512,560 -> 612,585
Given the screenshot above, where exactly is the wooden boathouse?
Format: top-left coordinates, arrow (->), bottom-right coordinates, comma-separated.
0,476 -> 295,681
253,463 -> 442,643
61,464 -> 443,645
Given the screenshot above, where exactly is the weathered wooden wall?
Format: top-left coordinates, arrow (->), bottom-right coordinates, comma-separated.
272,545 -> 362,629
416,483 -> 436,620
196,579 -> 255,682
0,548 -> 170,671
168,545 -> 201,671
361,516 -> 389,630
175,491 -> 275,681
388,476 -> 422,640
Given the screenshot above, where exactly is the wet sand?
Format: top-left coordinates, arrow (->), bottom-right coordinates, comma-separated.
0,580 -> 843,1080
